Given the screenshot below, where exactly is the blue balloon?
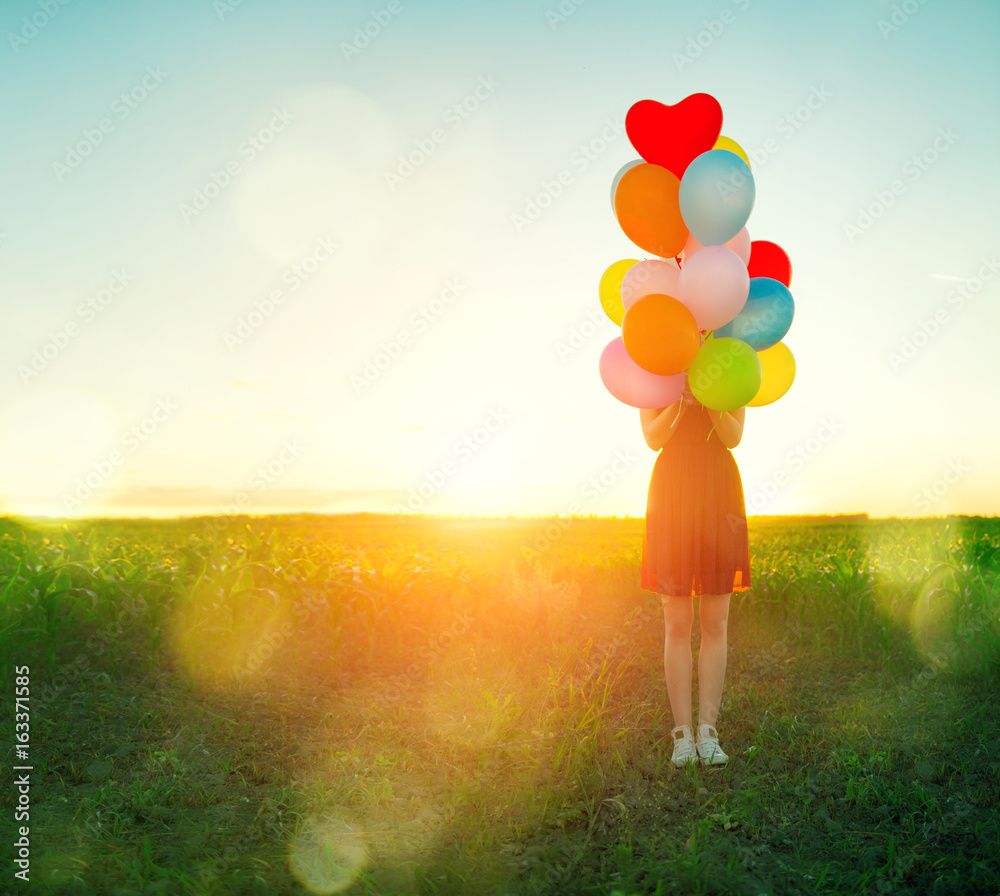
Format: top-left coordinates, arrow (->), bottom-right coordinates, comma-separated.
678,150 -> 755,245
714,277 -> 793,350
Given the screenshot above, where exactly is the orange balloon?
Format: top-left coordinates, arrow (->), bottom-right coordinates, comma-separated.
614,163 -> 689,258
621,293 -> 700,375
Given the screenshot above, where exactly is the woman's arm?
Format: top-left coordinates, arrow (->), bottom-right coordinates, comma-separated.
639,393 -> 696,451
706,405 -> 746,449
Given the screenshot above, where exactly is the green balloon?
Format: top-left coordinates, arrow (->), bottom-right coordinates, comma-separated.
687,337 -> 762,411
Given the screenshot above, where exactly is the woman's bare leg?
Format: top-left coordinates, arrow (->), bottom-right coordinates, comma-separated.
662,594 -> 694,729
697,593 -> 732,728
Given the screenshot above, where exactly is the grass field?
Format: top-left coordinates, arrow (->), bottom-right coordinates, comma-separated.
1,512 -> 998,895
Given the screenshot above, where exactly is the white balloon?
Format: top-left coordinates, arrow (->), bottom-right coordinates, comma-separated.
610,158 -> 644,214
678,245 -> 750,330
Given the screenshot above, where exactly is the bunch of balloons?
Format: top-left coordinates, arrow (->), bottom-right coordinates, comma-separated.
598,93 -> 796,412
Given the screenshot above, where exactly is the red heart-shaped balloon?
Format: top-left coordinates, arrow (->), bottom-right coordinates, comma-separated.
747,240 -> 792,286
625,94 -> 723,178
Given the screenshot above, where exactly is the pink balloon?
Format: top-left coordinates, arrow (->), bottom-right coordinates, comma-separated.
677,245 -> 750,330
682,226 -> 750,264
620,259 -> 681,310
599,337 -> 686,409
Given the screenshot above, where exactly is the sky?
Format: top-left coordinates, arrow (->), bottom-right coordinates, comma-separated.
1,0 -> 998,520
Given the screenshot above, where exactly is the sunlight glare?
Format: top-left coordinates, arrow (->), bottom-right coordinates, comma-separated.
0,389 -> 122,517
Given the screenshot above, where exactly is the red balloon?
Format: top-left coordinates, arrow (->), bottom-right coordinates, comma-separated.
625,94 -> 723,179
746,240 -> 792,286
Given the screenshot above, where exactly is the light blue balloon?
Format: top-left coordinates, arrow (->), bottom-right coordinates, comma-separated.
678,149 -> 755,245
714,277 -> 793,350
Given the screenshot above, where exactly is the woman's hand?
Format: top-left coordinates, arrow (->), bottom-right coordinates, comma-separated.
706,405 -> 746,448
640,385 -> 695,450
640,401 -> 681,451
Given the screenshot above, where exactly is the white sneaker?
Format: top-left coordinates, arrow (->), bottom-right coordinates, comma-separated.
670,725 -> 697,767
696,724 -> 729,766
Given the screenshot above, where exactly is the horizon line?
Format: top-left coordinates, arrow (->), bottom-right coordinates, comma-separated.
4,510 -> 997,525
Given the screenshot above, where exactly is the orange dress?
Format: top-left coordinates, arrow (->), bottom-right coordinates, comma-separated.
641,402 -> 751,596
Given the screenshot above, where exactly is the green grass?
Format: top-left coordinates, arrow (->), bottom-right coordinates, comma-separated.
0,512 -> 998,895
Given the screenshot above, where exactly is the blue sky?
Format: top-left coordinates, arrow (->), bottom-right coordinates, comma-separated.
1,0 -> 998,519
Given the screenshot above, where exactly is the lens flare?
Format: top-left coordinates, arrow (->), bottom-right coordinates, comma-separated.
288,812 -> 366,895
908,569 -> 959,669
167,584 -> 296,692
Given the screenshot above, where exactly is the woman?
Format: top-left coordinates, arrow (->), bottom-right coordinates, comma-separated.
639,382 -> 751,767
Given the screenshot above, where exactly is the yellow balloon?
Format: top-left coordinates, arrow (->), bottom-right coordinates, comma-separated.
747,342 -> 795,407
712,136 -> 750,168
599,259 -> 639,325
